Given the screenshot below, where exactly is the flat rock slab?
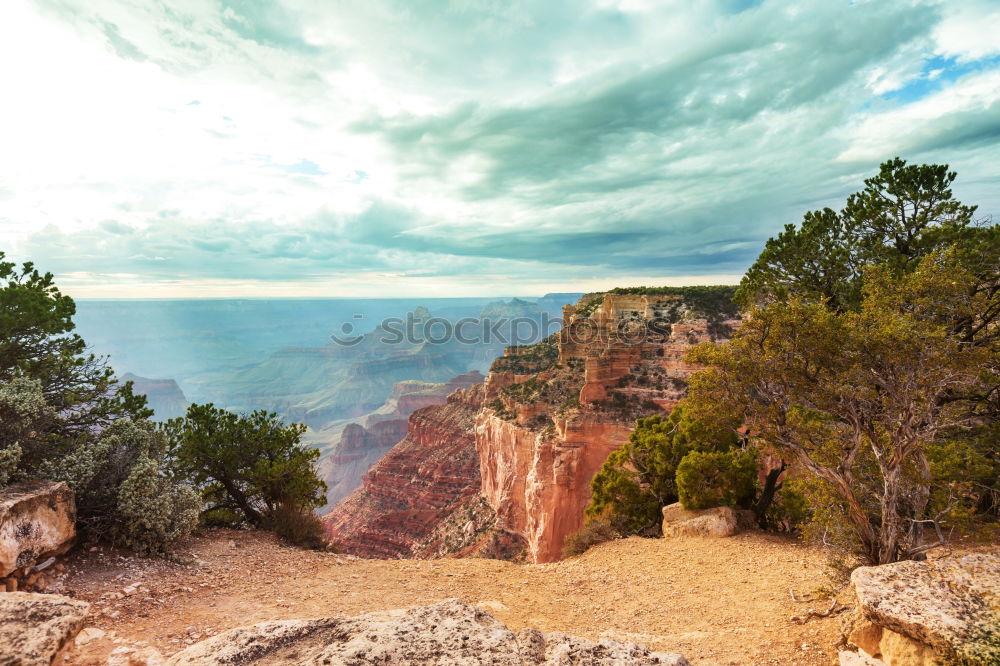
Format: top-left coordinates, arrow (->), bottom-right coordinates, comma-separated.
166,598 -> 690,665
661,503 -> 754,538
0,481 -> 76,577
851,553 -> 999,664
0,592 -> 90,666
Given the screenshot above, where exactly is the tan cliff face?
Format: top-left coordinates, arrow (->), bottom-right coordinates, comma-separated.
477,291 -> 739,563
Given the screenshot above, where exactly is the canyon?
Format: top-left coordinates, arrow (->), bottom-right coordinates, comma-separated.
316,372 -> 484,507
327,289 -> 739,563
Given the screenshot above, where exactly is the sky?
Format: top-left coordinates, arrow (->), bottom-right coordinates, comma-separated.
1,0 -> 999,298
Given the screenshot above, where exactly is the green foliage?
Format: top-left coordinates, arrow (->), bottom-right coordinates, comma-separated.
487,398 -> 516,420
736,157 -> 986,311
676,448 -> 757,510
0,250 -> 151,478
926,434 -> 999,533
689,252 -> 993,564
0,250 -> 198,555
261,501 -> 330,550
164,404 -> 327,527
561,516 -> 619,559
763,478 -> 812,531
200,507 -> 244,528
573,296 -> 602,318
586,402 -> 742,535
41,419 -> 198,554
607,285 -> 739,320
0,377 -> 47,486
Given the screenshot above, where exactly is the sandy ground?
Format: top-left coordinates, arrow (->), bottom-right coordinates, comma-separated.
51,528 -> 858,665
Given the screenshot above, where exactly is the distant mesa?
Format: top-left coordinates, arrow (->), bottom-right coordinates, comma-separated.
118,373 -> 190,421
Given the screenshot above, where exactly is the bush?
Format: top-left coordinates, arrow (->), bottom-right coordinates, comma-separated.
41,418 -> 199,555
676,448 -> 757,510
0,377 -> 47,486
586,402 -> 742,535
262,502 -> 329,550
562,517 -> 618,558
763,478 -> 811,531
200,507 -> 245,528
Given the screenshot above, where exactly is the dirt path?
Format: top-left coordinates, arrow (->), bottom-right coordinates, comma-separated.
59,528 -> 847,665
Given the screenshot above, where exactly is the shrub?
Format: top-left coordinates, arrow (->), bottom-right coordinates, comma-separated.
262,502 -> 329,550
763,478 -> 811,531
41,418 -> 199,554
586,402 -> 742,535
200,507 -> 245,528
562,517 -> 618,558
676,448 -> 757,510
0,377 -> 47,486
0,251 -> 153,474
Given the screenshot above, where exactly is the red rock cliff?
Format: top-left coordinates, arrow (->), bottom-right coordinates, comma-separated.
477,291 -> 739,563
324,386 -> 513,559
316,372 -> 485,508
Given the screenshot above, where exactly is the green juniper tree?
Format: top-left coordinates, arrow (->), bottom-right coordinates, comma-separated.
164,404 -> 327,544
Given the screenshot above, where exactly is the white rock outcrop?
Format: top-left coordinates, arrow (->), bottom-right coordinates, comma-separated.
660,502 -> 755,538
843,553 -> 999,665
0,481 -> 76,578
166,598 -> 691,665
0,591 -> 90,665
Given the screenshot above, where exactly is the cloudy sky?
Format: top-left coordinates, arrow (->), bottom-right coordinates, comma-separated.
1,0 -> 999,298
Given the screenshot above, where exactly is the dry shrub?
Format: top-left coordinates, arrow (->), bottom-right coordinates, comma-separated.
562,518 -> 619,559
263,502 -> 331,551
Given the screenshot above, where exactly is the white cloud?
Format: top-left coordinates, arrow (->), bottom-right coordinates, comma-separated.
933,0 -> 1000,62
0,0 -> 998,297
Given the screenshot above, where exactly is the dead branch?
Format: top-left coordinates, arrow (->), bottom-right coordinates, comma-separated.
790,598 -> 844,624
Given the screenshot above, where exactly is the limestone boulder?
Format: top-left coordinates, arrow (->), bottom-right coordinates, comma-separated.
844,553 -> 999,665
0,481 -> 76,577
0,592 -> 90,666
166,598 -> 690,665
661,502 -> 755,538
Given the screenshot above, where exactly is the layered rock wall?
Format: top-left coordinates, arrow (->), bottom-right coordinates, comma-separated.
325,290 -> 737,564
478,291 -> 738,562
317,372 -> 484,507
324,386 -> 492,558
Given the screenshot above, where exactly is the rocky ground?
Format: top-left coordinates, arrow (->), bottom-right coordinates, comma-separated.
40,528 -> 872,666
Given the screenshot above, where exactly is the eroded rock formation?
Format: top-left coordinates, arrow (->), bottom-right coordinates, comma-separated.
1,481 -> 76,578
0,592 -> 90,666
165,598 -> 690,665
317,372 -> 484,507
324,386 -> 518,559
842,553 -> 1000,665
478,291 -> 738,562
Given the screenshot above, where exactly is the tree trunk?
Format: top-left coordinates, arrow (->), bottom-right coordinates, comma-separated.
218,475 -> 261,526
753,460 -> 786,527
878,465 -> 902,564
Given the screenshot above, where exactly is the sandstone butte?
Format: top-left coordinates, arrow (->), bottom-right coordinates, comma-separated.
325,291 -> 739,564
